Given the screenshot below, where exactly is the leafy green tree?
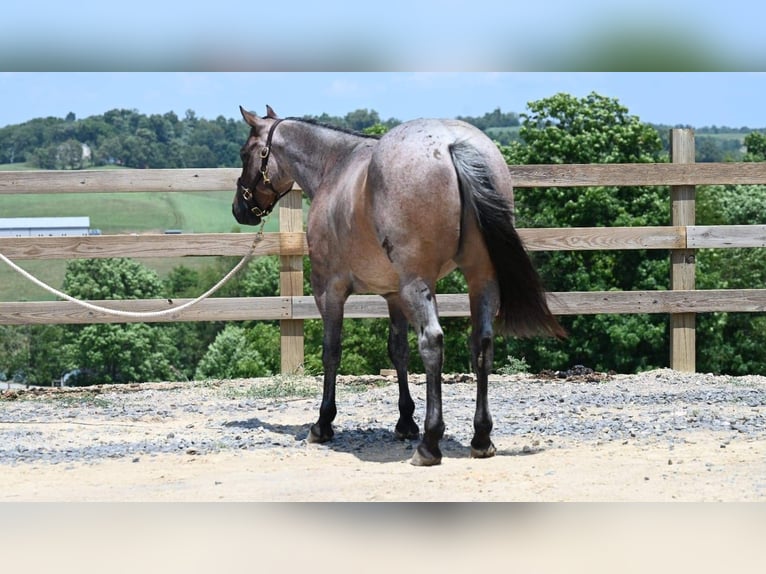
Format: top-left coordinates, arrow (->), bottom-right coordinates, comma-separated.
57,139 -> 84,169
0,325 -> 29,382
457,107 -> 520,130
499,92 -> 668,373
66,323 -> 175,384
161,264 -> 223,380
28,325 -> 68,385
344,109 -> 381,132
696,182 -> 766,374
30,144 -> 59,169
744,132 -> 766,162
195,323 -> 279,379
61,258 -> 179,384
191,256 -> 289,379
0,324 -> 68,386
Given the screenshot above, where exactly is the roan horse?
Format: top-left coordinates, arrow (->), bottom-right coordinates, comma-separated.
233,105 -> 565,466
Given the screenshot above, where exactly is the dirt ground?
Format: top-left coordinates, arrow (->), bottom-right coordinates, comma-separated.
2,371 -> 765,502
4,433 -> 765,502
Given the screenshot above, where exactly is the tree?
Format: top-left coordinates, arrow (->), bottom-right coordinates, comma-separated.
457,107 -> 519,130
57,139 -> 84,169
60,259 -> 179,384
696,182 -> 766,374
744,132 -> 766,162
344,109 -> 381,132
498,92 -> 668,373
0,325 -> 29,383
195,323 -> 279,379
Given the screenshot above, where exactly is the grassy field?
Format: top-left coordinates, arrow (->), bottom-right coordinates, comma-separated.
0,190 -> 249,235
0,164 -> 293,302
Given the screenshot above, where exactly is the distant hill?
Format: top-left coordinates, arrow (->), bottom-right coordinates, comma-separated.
1,108 -> 764,170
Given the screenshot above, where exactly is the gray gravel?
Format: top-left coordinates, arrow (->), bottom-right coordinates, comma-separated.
1,369 -> 765,466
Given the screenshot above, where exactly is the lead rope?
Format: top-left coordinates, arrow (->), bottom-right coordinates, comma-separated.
0,224 -> 266,319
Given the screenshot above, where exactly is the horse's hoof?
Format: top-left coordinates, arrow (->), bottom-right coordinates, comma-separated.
307,423 -> 334,443
409,444 -> 442,466
394,419 -> 420,441
470,442 -> 496,459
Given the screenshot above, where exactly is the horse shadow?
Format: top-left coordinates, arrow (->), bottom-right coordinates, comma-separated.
223,417 -> 543,463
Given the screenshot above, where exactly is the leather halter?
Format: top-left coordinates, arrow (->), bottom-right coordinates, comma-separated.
238,118 -> 289,218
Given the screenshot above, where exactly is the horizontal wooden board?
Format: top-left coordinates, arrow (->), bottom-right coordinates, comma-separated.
0,168 -> 241,194
7,289 -> 762,326
4,163 -> 766,195
0,232 -> 305,260
547,289 -> 766,315
508,163 -> 766,187
295,290 -> 766,319
518,226 -> 685,251
688,225 -> 766,248
0,226 -> 692,261
0,296 -> 291,325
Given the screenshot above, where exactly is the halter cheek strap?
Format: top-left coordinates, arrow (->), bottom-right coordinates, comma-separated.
257,118 -> 283,188
240,118 -> 289,217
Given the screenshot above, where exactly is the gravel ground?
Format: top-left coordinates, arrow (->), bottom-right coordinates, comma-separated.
2,368 -> 765,466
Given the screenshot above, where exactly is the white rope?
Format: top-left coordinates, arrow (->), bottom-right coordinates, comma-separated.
0,231 -> 264,319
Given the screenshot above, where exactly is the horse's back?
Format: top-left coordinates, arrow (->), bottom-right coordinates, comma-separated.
372,118 -> 511,197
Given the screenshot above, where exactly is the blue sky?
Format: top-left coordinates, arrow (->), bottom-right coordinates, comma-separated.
1,73 -> 765,129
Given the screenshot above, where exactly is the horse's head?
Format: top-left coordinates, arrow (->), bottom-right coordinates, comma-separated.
233,105 -> 295,226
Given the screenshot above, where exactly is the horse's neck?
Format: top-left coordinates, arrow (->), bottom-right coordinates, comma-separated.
278,122 -> 367,198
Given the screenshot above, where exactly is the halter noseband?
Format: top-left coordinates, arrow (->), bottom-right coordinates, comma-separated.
239,118 -> 289,218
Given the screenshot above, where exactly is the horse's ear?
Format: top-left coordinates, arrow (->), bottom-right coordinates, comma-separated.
239,105 -> 259,127
265,105 -> 279,119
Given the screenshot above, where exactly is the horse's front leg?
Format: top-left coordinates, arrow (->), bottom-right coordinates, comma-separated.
385,296 -> 419,440
307,297 -> 345,444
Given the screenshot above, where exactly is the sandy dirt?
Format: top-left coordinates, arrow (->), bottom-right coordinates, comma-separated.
4,433 -> 765,502
2,370 -> 765,502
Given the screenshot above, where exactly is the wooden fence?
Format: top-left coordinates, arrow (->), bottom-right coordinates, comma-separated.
2,129 -> 766,374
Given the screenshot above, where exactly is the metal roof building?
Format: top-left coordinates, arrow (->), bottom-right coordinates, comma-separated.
0,217 -> 93,237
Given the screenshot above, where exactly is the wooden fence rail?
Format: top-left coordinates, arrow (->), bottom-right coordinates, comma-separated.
3,129 -> 766,373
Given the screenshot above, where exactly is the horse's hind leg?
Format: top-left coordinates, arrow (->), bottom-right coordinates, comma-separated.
399,278 -> 445,467
467,280 -> 500,459
385,295 -> 419,440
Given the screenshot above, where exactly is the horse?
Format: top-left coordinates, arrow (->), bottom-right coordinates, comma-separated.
233,105 -> 565,466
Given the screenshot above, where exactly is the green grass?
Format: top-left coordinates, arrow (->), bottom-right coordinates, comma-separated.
0,162 -> 38,171
1,260 -> 69,302
0,191 -> 254,234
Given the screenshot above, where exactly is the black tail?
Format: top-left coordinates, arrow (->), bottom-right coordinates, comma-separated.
449,140 -> 565,339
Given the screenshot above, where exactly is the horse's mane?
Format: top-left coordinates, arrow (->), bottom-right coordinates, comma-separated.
286,117 -> 382,140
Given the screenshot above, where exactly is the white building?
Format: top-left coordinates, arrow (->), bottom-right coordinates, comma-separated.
0,216 -> 96,237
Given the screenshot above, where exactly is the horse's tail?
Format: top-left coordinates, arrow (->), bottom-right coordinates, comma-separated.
449,140 -> 566,339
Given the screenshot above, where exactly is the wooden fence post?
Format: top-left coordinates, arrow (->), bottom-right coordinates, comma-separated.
279,189 -> 304,373
669,128 -> 696,372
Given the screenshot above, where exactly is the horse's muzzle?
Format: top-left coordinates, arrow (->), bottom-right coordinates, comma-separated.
232,196 -> 262,226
